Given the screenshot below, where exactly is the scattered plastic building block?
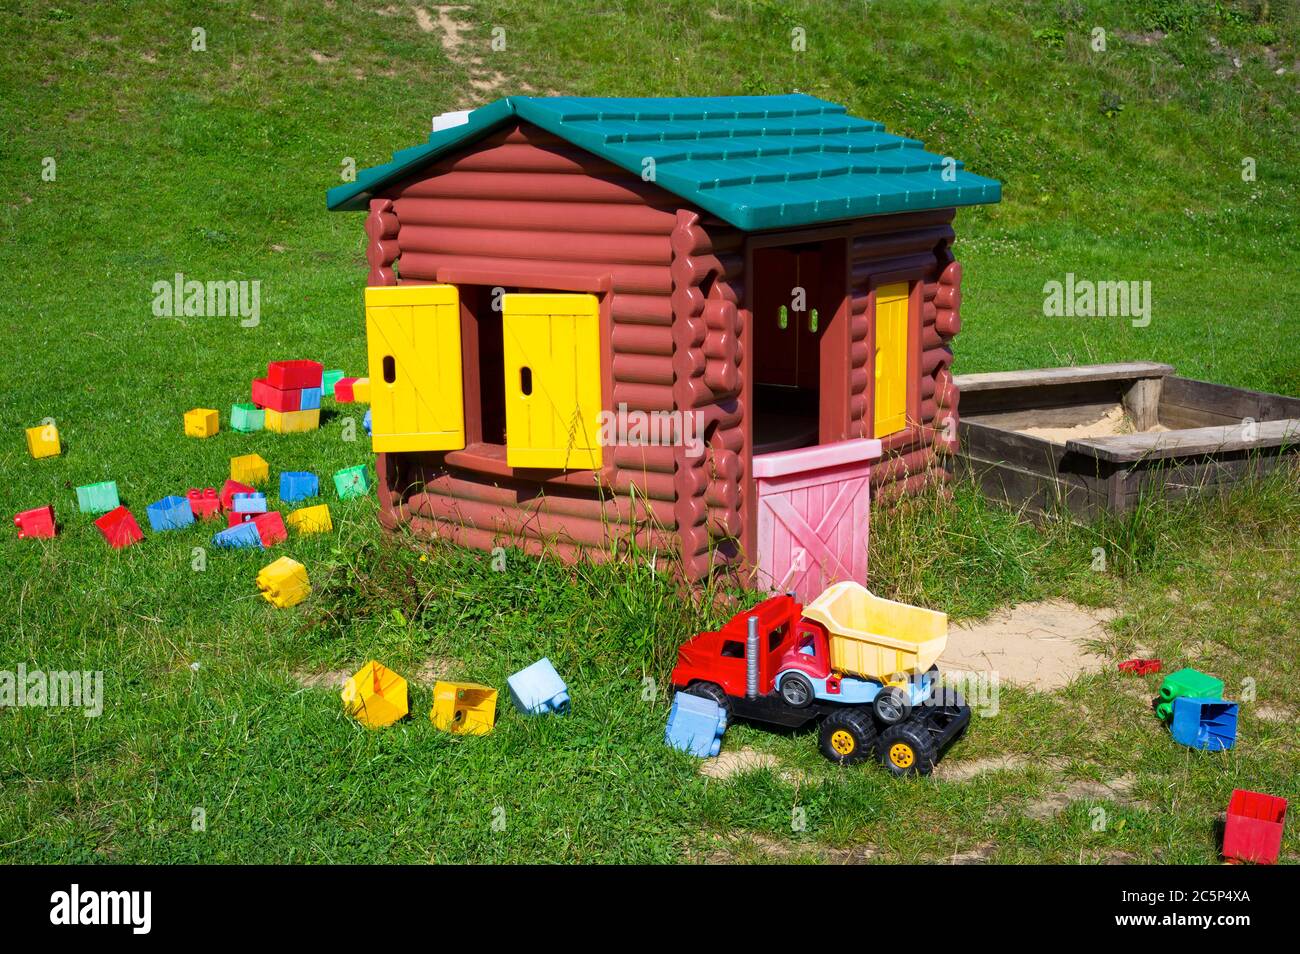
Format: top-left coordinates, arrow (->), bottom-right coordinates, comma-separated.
218,479 -> 256,511
253,511 -> 287,547
323,369 -> 345,398
94,506 -> 143,549
25,424 -> 61,459
232,492 -> 268,514
230,454 -> 269,485
267,360 -> 323,390
507,658 -> 570,715
227,509 -> 256,527
146,495 -> 195,531
251,377 -> 302,412
363,408 -> 372,436
265,408 -> 320,433
1119,658 -> 1162,675
335,378 -> 358,402
333,464 -> 371,500
187,487 -> 221,520
1156,668 -> 1224,722
286,504 -> 332,534
14,505 -> 56,539
1223,789 -> 1287,865
279,471 -> 319,502
1170,696 -> 1238,751
229,402 -> 264,433
212,522 -> 263,549
184,408 -> 219,438
256,556 -> 310,608
352,378 -> 371,403
665,692 -> 727,758
430,681 -> 498,735
342,660 -> 409,729
76,481 -> 120,514
299,387 -> 322,411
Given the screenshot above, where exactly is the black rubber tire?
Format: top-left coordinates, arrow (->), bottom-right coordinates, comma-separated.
873,685 -> 913,726
779,672 -> 815,708
878,720 -> 939,777
684,681 -> 729,716
818,708 -> 878,765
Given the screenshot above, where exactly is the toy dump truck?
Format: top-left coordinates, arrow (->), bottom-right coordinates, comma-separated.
669,582 -> 970,776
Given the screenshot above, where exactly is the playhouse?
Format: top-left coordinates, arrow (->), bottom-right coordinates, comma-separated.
327,95 -> 1000,594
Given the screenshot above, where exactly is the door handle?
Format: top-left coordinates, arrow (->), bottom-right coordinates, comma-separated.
808,308 -> 819,334
778,305 -> 788,330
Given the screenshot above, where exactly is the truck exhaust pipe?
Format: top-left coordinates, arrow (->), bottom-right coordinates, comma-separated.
746,615 -> 760,699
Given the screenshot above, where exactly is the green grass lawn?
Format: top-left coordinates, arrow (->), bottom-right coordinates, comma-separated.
1,0 -> 1297,863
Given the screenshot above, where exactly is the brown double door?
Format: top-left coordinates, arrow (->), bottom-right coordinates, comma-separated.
752,243 -> 826,391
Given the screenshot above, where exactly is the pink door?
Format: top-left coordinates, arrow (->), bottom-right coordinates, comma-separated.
752,439 -> 882,603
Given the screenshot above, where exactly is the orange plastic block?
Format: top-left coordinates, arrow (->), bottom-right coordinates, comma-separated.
184,408 -> 220,438
256,556 -> 310,608
341,661 -> 409,729
351,378 -> 371,403
430,681 -> 497,735
25,424 -> 61,459
230,454 -> 269,485
265,408 -> 320,434
286,504 -> 332,535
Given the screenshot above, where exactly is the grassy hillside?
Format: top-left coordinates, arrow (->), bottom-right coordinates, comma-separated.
0,0 -> 1296,863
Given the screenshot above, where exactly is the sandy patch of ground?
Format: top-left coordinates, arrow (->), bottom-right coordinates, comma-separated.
1252,704 -> 1296,724
1018,403 -> 1168,443
700,747 -> 781,780
1025,774 -> 1140,820
935,754 -> 1039,782
941,600 -> 1115,691
694,831 -> 877,864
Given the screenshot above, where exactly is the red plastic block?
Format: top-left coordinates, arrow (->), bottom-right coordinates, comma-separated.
219,480 -> 256,511
1224,789 -> 1287,865
334,378 -> 358,402
1119,658 -> 1162,675
267,360 -> 323,390
14,505 -> 56,539
251,377 -> 302,413
253,510 -> 287,547
227,510 -> 257,527
94,506 -> 143,549
187,487 -> 220,520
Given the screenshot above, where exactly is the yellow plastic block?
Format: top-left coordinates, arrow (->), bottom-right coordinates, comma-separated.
230,453 -> 269,485
364,283 -> 464,453
265,407 -> 321,434
286,503 -> 332,535
256,556 -> 311,608
352,378 -> 370,403
184,407 -> 220,438
25,424 -> 61,459
342,660 -> 409,729
501,293 -> 602,470
873,282 -> 910,438
430,681 -> 497,735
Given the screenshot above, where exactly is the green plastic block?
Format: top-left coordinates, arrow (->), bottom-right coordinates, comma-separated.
1157,668 -> 1223,722
333,464 -> 371,500
76,481 -> 120,514
230,402 -> 265,433
323,370 -> 345,398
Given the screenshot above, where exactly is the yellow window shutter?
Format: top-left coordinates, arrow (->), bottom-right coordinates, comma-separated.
873,282 -> 909,438
502,293 -> 603,470
364,284 -> 465,453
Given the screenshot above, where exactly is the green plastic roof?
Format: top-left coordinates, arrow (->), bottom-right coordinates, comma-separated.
327,95 -> 1001,231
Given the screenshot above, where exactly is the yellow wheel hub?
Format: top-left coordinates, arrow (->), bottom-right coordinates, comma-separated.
889,743 -> 915,769
830,729 -> 856,756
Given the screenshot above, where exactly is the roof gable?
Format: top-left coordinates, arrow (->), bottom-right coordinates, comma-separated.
326,95 -> 1000,231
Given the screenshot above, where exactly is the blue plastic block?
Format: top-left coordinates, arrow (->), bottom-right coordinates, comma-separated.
279,471 -> 319,503
1171,696 -> 1239,751
212,522 -> 263,549
363,408 -> 372,436
664,692 -> 727,758
146,495 -> 194,532
299,387 -> 322,411
232,492 -> 268,514
507,658 -> 570,715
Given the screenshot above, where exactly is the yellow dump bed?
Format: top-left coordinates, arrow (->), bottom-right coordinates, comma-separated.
802,582 -> 948,681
